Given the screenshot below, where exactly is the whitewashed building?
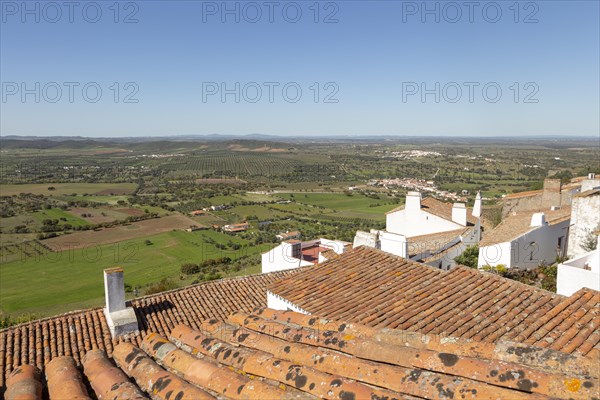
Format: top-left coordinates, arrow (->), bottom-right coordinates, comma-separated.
557,244 -> 599,296
353,191 -> 482,269
261,238 -> 350,273
478,208 -> 571,270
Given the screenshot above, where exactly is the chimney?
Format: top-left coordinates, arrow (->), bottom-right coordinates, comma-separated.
452,203 -> 467,226
472,191 -> 482,218
405,191 -> 421,212
530,212 -> 546,227
103,268 -> 138,338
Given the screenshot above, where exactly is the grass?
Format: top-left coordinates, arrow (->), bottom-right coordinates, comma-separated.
277,193 -> 392,210
0,230 -> 272,317
30,208 -> 90,227
55,195 -> 132,205
0,183 -> 136,196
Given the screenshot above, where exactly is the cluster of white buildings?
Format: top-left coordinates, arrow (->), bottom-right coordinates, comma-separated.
368,178 -> 466,202
261,174 -> 600,297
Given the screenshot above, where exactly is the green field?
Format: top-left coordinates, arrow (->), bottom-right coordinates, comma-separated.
275,193 -> 398,221
30,208 -> 90,227
0,230 -> 271,317
0,183 -> 136,196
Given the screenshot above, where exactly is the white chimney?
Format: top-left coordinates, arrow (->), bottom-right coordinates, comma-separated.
104,267 -> 126,313
530,212 -> 546,227
103,268 -> 138,337
405,191 -> 421,212
472,191 -> 482,218
452,203 -> 467,226
353,230 -> 381,249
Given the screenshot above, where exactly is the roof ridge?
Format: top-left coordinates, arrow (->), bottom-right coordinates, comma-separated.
451,266 -> 566,297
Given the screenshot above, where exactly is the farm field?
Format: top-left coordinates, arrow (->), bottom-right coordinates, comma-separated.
42,214 -> 198,250
30,208 -> 90,227
0,183 -> 136,196
275,192 -> 396,210
67,207 -> 143,224
0,230 -> 271,317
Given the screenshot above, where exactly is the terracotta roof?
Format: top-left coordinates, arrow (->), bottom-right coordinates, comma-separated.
5,308 -> 598,399
387,197 -> 478,225
0,269 -> 302,390
268,247 -> 600,356
480,207 -> 571,246
301,245 -> 328,264
422,241 -> 464,263
407,228 -> 466,257
574,189 -> 600,198
505,190 -> 543,199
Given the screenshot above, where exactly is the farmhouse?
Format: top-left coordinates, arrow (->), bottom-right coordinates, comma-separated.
261,237 -> 350,273
353,191 -> 482,269
1,247 -> 599,398
190,209 -> 205,216
477,207 -> 571,270
221,222 -> 249,232
275,230 -> 301,241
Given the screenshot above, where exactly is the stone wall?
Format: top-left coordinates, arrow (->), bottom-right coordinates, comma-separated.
568,193 -> 600,258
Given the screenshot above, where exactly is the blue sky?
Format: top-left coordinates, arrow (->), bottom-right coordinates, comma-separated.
1,0 -> 599,137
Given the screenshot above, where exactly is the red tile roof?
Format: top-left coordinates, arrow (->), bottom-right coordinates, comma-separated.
268,246 -> 600,356
480,207 -> 571,246
0,269 -> 301,390
4,309 -> 598,399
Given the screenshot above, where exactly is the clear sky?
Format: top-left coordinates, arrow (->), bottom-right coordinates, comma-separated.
1,0 -> 599,137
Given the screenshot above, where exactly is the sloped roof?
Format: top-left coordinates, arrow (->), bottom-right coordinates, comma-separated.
504,189 -> 543,199
268,246 -> 600,356
0,269 -> 305,389
387,197 -> 478,225
5,308 -> 599,400
480,207 -> 571,246
574,189 -> 600,198
407,228 -> 467,257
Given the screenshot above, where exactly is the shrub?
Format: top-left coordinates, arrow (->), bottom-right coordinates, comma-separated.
181,263 -> 200,275
454,245 -> 479,269
145,278 -> 177,295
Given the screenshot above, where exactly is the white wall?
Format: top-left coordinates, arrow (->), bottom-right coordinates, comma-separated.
266,291 -> 309,313
261,243 -> 312,273
557,250 -> 600,296
568,194 -> 600,258
386,209 -> 461,237
318,238 -> 347,254
478,219 -> 570,270
478,241 -> 512,268
379,231 -> 408,257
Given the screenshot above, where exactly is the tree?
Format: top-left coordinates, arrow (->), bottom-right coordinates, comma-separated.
454,245 -> 479,269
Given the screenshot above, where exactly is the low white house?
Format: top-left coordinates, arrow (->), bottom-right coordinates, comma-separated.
384,191 -> 478,237
353,191 -> 481,269
557,245 -> 599,296
261,238 -> 349,273
478,208 -> 571,270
